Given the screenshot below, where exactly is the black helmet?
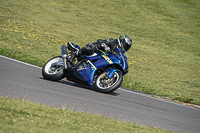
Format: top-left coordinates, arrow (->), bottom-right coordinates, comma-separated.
118,35 -> 132,51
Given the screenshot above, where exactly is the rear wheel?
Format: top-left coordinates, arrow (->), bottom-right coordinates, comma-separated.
42,56 -> 64,81
94,71 -> 123,93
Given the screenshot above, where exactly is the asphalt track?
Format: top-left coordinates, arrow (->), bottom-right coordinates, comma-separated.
0,55 -> 200,133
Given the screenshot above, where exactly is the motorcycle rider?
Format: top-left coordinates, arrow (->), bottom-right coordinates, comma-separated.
69,35 -> 132,62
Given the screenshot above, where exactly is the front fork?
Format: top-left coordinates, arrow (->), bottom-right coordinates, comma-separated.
61,45 -> 68,69
107,68 -> 119,79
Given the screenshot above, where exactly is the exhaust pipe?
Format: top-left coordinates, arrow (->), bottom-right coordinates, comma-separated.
61,45 -> 68,69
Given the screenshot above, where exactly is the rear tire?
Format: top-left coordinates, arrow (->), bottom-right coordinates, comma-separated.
94,71 -> 123,93
42,56 -> 64,81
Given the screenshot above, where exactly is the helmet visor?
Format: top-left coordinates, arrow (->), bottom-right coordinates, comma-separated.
124,43 -> 131,51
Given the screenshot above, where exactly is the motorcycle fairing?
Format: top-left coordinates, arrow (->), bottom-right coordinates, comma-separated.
64,68 -> 90,86
78,51 -> 128,86
118,52 -> 128,71
64,60 -> 96,86
77,60 -> 96,85
65,43 -> 129,86
68,42 -> 80,52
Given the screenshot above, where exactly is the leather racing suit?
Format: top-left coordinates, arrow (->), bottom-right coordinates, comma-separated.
78,38 -> 119,56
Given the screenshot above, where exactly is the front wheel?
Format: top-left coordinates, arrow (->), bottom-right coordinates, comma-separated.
94,71 -> 123,93
42,56 -> 65,81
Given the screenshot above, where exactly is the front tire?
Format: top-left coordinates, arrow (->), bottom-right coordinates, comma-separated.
94,71 -> 123,93
42,56 -> 64,81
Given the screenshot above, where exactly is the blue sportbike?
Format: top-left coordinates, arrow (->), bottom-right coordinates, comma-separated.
42,42 -> 129,93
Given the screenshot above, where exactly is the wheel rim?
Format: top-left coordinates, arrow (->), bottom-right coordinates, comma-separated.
96,72 -> 119,89
44,57 -> 64,75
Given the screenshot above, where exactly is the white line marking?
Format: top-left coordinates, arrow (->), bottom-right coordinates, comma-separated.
1,55 -> 199,111
0,55 -> 42,69
118,88 -> 200,111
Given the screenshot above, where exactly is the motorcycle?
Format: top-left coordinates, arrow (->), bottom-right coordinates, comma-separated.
42,42 -> 129,93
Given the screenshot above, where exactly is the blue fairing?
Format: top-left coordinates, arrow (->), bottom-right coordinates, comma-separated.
68,42 -> 80,51
82,51 -> 128,85
67,42 -> 129,86
77,60 -> 97,85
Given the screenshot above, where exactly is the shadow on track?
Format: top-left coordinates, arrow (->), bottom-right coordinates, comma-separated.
40,77 -> 120,96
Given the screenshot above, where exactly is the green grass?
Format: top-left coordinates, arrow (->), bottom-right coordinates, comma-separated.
0,0 -> 200,105
0,96 -> 175,133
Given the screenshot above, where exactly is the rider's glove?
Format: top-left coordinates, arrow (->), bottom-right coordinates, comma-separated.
101,43 -> 111,52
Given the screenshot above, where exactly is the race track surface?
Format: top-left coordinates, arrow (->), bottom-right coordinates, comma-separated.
0,55 -> 200,133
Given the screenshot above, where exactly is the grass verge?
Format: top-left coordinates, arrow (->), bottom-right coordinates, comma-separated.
0,96 -> 175,133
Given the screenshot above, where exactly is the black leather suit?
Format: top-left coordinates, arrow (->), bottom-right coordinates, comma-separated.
78,38 -> 119,56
